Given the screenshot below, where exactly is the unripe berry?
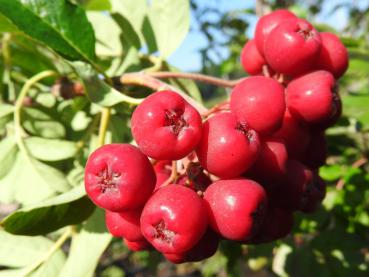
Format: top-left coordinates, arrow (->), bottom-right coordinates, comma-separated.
204,179 -> 267,241
131,90 -> 202,160
264,18 -> 322,76
140,185 -> 208,254
254,9 -> 297,56
230,76 -> 286,135
286,70 -> 340,125
84,144 -> 156,212
196,112 -> 260,178
315,32 -> 349,79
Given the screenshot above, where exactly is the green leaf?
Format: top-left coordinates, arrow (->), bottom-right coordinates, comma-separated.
82,0 -> 111,11
1,185 -> 95,235
87,12 -> 122,57
0,152 -> 70,205
25,137 -> 78,161
148,0 -> 190,58
0,231 -> 66,275
0,137 -> 18,179
73,62 -> 138,107
111,0 -> 147,45
59,208 -> 112,277
0,103 -> 14,130
22,108 -> 66,139
0,230 -> 58,267
0,0 -> 95,62
0,12 -> 18,32
343,94 -> 369,129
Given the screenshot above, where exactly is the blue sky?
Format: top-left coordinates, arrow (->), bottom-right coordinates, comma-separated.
167,0 -> 368,72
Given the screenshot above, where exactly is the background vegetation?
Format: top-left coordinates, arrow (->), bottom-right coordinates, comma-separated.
0,0 -> 368,276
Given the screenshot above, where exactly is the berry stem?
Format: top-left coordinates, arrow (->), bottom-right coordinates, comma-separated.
97,107 -> 111,147
162,161 -> 179,187
14,70 -> 58,156
146,71 -> 243,88
119,72 -> 208,114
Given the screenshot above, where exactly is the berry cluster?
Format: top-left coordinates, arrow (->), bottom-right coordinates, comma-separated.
84,9 -> 348,264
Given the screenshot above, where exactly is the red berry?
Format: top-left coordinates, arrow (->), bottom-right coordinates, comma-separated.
131,90 -> 202,160
164,229 -> 219,264
204,179 -> 267,241
240,39 -> 269,75
302,131 -> 327,169
124,238 -> 152,251
105,209 -> 144,242
84,144 -> 156,212
153,160 -> 171,191
286,70 -> 340,125
247,138 -> 288,185
254,9 -> 297,56
315,32 -> 349,79
264,18 -> 322,76
196,112 -> 260,178
140,185 -> 208,254
230,76 -> 286,135
245,206 -> 294,244
273,110 -> 311,160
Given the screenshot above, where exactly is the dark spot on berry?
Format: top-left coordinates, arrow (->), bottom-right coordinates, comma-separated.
153,220 -> 175,243
236,122 -> 255,142
164,109 -> 188,135
96,166 -> 121,193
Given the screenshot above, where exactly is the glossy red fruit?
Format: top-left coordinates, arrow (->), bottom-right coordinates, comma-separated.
124,238 -> 152,251
264,18 -> 322,76
204,179 -> 267,241
315,32 -> 349,79
286,70 -> 340,125
84,144 -> 156,212
241,39 -> 269,75
254,9 -> 297,56
140,185 -> 208,254
246,207 -> 294,244
269,160 -> 313,211
247,138 -> 288,186
302,131 -> 327,169
105,209 -> 144,241
164,229 -> 219,264
131,90 -> 202,160
153,160 -> 171,190
230,76 -> 286,135
273,110 -> 311,160
196,112 -> 260,178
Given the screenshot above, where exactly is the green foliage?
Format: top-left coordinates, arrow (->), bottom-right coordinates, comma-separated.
0,0 -> 368,276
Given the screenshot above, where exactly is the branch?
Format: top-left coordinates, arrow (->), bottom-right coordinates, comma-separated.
146,71 -> 242,88
336,157 -> 368,190
119,72 -> 208,115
